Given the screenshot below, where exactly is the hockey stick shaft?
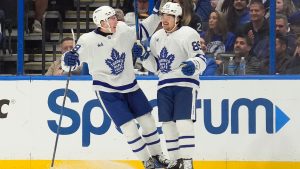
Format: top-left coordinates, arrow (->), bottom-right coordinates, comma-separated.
50,66 -> 71,168
133,0 -> 140,66
134,0 -> 140,41
50,29 -> 76,168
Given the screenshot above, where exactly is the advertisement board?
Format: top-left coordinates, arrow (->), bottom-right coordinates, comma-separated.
1,77 -> 299,168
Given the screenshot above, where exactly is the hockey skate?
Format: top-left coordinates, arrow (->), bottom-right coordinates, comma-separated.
182,158 -> 194,169
166,159 -> 183,169
152,154 -> 170,168
143,157 -> 155,169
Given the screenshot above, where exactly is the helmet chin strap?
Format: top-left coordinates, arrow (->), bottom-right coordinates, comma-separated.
100,19 -> 112,33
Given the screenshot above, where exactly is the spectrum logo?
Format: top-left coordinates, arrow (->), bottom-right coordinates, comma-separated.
48,90 -> 291,146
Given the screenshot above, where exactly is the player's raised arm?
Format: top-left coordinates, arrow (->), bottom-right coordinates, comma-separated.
134,0 -> 162,40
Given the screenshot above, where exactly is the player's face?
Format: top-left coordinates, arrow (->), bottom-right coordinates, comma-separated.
161,13 -> 176,32
101,15 -> 118,33
107,15 -> 118,33
61,40 -> 74,53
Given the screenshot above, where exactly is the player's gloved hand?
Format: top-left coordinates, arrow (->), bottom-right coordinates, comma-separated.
153,0 -> 161,14
181,61 -> 196,76
132,42 -> 149,61
63,51 -> 80,66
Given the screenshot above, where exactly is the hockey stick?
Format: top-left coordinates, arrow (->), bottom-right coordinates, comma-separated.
133,0 -> 140,66
50,29 -> 76,169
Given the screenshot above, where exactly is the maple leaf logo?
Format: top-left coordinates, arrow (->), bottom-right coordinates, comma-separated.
105,48 -> 126,75
158,47 -> 175,73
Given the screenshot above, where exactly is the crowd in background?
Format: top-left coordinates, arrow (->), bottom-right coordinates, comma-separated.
128,0 -> 300,75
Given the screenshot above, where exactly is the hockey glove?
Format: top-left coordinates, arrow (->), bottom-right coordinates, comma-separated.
132,42 -> 149,61
181,61 -> 196,76
63,51 -> 80,66
153,0 -> 161,15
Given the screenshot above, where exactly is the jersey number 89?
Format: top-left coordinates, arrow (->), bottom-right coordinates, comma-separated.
192,41 -> 201,51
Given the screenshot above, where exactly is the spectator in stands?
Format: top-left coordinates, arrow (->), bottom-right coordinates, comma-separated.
285,37 -> 300,74
201,10 -> 236,56
199,37 -> 218,75
195,0 -> 212,22
31,0 -> 48,33
169,0 -> 204,34
216,34 -> 261,75
275,34 -> 293,74
123,0 -> 158,14
276,0 -> 300,27
115,8 -> 125,22
124,0 -> 150,26
259,35 -> 292,74
276,13 -> 297,56
293,0 -> 300,8
239,0 -> 269,58
234,34 -> 263,74
295,37 -> 300,57
0,10 -> 3,46
45,37 -> 81,75
211,0 -> 219,10
218,0 -> 233,13
276,0 -> 297,17
226,0 -> 250,34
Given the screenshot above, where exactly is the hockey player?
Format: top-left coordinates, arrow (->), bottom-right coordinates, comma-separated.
133,2 -> 207,169
62,3 -> 171,169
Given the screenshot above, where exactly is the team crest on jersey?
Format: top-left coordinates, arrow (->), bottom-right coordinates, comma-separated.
105,49 -> 126,75
158,47 -> 174,73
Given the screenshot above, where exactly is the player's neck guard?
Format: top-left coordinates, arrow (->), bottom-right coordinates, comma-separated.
94,28 -> 113,36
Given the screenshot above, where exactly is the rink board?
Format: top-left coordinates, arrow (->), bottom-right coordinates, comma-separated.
0,76 -> 300,169
1,160 -> 300,169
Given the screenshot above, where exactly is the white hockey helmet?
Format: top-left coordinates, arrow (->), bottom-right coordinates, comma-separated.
93,6 -> 116,27
160,2 -> 182,17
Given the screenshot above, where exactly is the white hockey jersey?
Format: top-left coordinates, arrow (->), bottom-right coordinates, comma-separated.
143,26 -> 207,90
74,14 -> 160,93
